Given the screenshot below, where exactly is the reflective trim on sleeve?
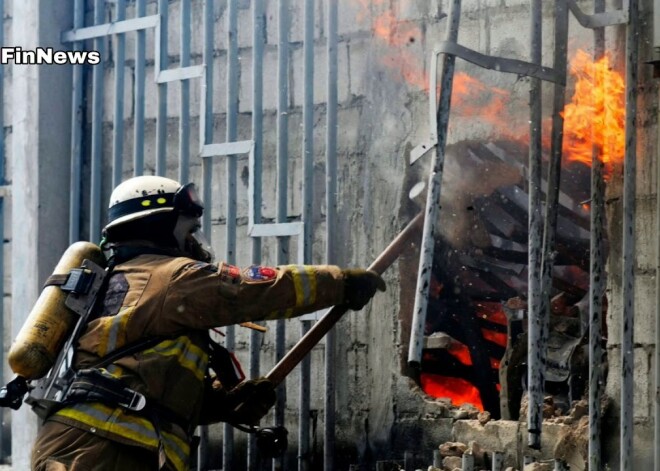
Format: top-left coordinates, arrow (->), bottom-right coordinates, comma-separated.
304,266 -> 317,305
99,307 -> 133,357
142,336 -> 208,381
290,265 -> 317,308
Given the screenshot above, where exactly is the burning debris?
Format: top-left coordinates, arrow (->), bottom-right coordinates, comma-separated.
378,0 -> 626,455
406,43 -> 624,423
413,138 -> 593,419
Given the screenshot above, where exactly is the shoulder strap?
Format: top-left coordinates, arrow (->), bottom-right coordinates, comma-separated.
89,336 -> 174,370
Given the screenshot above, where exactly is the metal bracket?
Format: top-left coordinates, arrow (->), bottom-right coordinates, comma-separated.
410,40 -> 565,166
61,15 -> 160,42
567,0 -> 628,28
62,14 -> 204,86
64,259 -> 107,317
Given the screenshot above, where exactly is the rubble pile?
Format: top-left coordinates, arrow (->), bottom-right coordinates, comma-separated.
426,395 -> 599,471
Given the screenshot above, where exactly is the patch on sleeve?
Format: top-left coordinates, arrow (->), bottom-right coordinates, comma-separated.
219,263 -> 241,283
244,265 -> 278,282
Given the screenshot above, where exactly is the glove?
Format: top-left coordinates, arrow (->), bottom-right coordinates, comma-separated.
342,269 -> 386,311
226,377 -> 276,426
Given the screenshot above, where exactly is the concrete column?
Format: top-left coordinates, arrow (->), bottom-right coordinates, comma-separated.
10,1 -> 72,468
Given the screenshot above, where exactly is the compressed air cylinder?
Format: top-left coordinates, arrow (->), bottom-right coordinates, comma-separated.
8,241 -> 106,380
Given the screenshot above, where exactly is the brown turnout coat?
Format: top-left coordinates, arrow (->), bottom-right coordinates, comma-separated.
32,253 -> 346,471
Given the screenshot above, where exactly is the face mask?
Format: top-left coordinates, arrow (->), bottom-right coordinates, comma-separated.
185,228 -> 215,263
174,183 -> 204,218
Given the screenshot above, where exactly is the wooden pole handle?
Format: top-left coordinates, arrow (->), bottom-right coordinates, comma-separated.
265,211 -> 424,385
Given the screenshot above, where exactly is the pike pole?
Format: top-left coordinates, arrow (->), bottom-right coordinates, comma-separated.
266,211 -> 425,385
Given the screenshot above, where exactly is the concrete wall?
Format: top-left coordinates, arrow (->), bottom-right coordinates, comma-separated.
3,0 -> 659,469
603,0 -> 658,468
0,0 -> 12,462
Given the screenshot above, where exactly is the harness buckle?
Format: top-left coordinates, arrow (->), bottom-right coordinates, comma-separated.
120,389 -> 147,412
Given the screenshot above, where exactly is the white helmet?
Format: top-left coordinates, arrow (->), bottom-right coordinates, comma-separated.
104,175 -> 204,232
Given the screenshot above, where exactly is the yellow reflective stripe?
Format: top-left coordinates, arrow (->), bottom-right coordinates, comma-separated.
162,430 -> 190,471
108,310 -> 131,352
98,307 -> 133,357
289,265 -> 316,308
97,317 -> 112,357
143,337 -> 208,381
303,265 -> 317,305
56,404 -> 191,471
103,365 -> 124,377
290,266 -> 305,307
55,403 -> 158,447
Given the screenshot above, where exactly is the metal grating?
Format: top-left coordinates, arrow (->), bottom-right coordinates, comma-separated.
407,1 -> 635,469
61,1 -> 339,470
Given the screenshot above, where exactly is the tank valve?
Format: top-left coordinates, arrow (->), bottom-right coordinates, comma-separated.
0,376 -> 28,410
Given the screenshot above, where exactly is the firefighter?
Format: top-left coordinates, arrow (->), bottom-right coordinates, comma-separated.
30,175 -> 385,471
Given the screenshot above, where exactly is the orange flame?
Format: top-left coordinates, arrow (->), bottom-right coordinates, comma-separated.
448,341 -> 472,366
358,2 -> 626,175
476,303 -> 509,348
475,302 -> 508,326
370,8 -> 427,90
481,328 -> 508,348
561,49 -> 625,175
421,373 -> 485,411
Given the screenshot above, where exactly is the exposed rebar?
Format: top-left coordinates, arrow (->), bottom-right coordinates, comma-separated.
324,0 -> 339,468
248,0 -> 266,466
133,0 -> 146,176
156,0 -> 168,176
462,452 -> 474,471
589,1 -> 606,469
527,0 -> 545,450
491,451 -> 503,471
408,0 -> 462,367
89,0 -> 105,244
69,0 -> 85,244
531,0 -> 568,450
112,0 -> 126,188
275,0 -> 291,468
223,0 -> 238,466
178,0 -> 191,184
621,0 -> 639,469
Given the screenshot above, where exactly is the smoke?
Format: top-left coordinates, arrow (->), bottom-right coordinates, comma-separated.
431,141 -> 523,250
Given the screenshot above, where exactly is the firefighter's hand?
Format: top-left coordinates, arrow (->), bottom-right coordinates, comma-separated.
228,378 -> 276,426
342,269 -> 386,311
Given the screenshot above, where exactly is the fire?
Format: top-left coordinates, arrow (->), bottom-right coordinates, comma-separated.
354,0 -> 428,90
357,4 -> 624,412
421,373 -> 485,411
475,302 -> 508,325
561,49 -> 625,176
358,0 -> 626,175
481,328 -> 508,348
448,341 -> 472,366
477,302 -> 508,347
451,73 -> 524,138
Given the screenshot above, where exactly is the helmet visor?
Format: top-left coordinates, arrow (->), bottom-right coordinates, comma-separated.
189,226 -> 215,263
174,183 -> 204,217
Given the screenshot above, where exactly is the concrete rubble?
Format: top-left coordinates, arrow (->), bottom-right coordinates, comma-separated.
428,395 -> 596,471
